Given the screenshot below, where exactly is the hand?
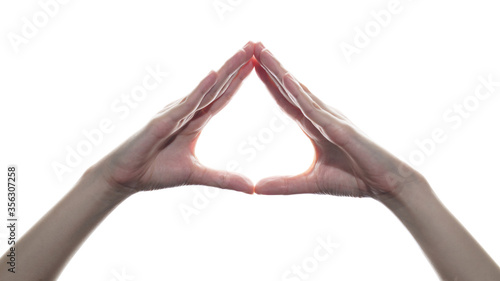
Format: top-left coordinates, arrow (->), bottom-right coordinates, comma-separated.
253,42 -> 427,199
88,42 -> 255,194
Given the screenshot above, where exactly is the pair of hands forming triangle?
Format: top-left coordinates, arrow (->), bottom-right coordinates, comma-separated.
11,42 -> 500,281
95,41 -> 423,200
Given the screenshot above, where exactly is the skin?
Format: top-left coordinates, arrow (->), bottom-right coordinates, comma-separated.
1,41 -> 499,281
253,42 -> 500,281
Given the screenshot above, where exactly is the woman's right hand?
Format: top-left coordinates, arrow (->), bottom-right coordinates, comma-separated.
253,42 -> 428,200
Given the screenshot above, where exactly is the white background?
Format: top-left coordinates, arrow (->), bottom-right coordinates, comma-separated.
1,0 -> 500,280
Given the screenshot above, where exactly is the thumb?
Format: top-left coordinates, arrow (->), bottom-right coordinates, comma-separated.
255,175 -> 311,195
189,166 -> 254,194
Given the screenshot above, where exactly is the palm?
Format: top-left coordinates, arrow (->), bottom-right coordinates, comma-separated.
139,134 -> 199,190
312,143 -> 368,197
131,111 -> 214,190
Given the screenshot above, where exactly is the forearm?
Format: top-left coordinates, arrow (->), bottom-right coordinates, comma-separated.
380,182 -> 500,281
0,168 -> 135,281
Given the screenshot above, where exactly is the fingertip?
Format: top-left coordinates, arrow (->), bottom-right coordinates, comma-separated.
254,177 -> 279,195
233,175 -> 254,194
217,170 -> 254,194
241,42 -> 255,62
244,179 -> 255,195
254,42 -> 266,61
206,70 -> 218,84
243,41 -> 255,55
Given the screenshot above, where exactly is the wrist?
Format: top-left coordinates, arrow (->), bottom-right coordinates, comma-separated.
375,180 -> 437,214
80,166 -> 137,204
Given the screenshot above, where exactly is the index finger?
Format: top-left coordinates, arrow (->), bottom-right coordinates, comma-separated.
198,41 -> 254,109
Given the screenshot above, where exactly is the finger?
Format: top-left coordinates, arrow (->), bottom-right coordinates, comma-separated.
203,58 -> 254,116
254,43 -> 297,106
255,62 -> 327,142
259,50 -> 289,88
254,43 -> 291,93
148,71 -> 218,139
180,59 -> 254,135
297,81 -> 349,120
198,41 -> 254,110
189,166 -> 254,194
283,74 -> 354,147
255,43 -> 344,119
254,174 -> 313,195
